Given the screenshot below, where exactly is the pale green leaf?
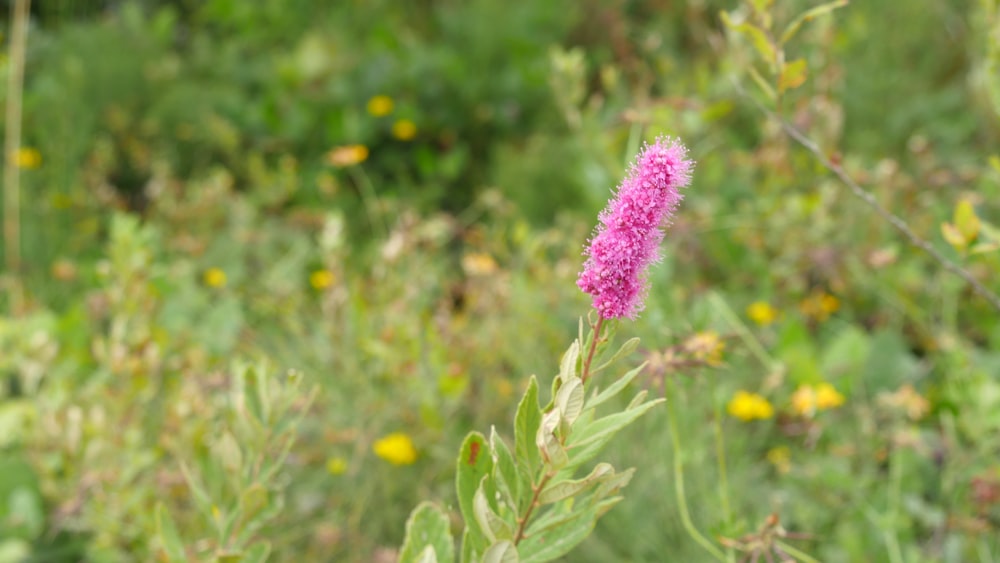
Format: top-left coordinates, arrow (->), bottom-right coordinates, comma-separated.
955,200 -> 980,242
399,502 -> 455,563
537,463 -> 614,505
474,480 -> 513,543
482,540 -> 519,563
456,432 -> 493,552
586,363 -> 645,411
778,58 -> 808,92
155,503 -> 186,562
490,428 -> 522,509
555,377 -> 585,426
558,340 -> 580,383
514,377 -> 542,475
519,506 -> 598,563
780,0 -> 849,45
720,11 -> 776,68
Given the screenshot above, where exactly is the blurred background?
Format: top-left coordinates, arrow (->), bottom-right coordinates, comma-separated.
1,0 -> 999,561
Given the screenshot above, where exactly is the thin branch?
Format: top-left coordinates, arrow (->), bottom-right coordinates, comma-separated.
3,0 -> 30,315
737,81 -> 1000,314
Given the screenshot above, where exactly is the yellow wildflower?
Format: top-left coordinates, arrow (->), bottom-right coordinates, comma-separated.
766,446 -> 791,474
366,95 -> 394,117
327,144 -> 369,167
310,269 -> 336,290
373,432 -> 417,465
391,119 -> 418,141
815,382 -> 845,409
799,291 -> 840,322
792,382 -> 845,417
15,147 -> 41,169
326,457 -> 348,475
746,301 -> 778,326
461,252 -> 498,276
685,331 -> 725,366
791,385 -> 817,417
727,391 -> 774,421
203,267 -> 227,288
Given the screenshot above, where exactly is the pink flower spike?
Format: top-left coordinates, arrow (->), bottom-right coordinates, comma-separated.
577,136 -> 694,319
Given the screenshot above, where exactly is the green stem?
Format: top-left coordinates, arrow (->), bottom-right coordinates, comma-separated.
710,375 -> 735,563
665,381 -> 727,563
775,540 -> 821,563
3,0 -> 30,315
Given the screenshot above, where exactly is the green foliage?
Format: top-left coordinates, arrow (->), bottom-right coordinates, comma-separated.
2,0 -> 1000,561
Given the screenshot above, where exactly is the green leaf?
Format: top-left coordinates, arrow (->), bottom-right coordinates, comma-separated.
399,502 -> 455,563
482,541 -> 519,563
242,542 -> 271,563
778,58 -> 808,92
955,200 -> 980,242
568,399 -> 664,452
240,483 -> 270,524
416,546 -> 438,563
554,377 -> 585,426
941,222 -> 967,251
537,463 -> 614,505
490,428 -> 522,509
456,432 -> 494,552
519,506 -> 598,563
586,364 -> 645,411
536,410 -> 568,469
514,377 -> 542,476
591,337 -> 640,374
474,479 -> 514,543
780,0 -> 848,45
558,340 -> 580,383
155,503 -> 186,562
720,11 -> 776,68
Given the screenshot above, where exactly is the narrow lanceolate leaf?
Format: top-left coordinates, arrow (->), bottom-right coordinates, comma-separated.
514,377 -> 543,476
587,363 -> 646,411
519,506 -> 599,563
592,337 -> 640,374
399,502 -> 455,563
780,0 -> 848,45
558,340 -> 581,383
565,399 -> 664,470
155,503 -> 186,562
490,427 -> 522,509
537,463 -> 615,505
415,546 -> 437,563
554,376 -> 585,426
456,432 -> 494,552
720,12 -> 776,69
482,540 -> 519,563
474,479 -> 514,543
242,542 -> 271,563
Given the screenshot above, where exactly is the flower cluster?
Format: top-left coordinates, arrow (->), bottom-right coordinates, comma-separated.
577,137 -> 693,319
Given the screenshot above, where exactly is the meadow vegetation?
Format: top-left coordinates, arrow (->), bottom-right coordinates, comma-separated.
1,0 -> 1000,561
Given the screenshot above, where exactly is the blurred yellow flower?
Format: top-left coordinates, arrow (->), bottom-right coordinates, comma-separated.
685,331 -> 725,366
766,446 -> 791,474
799,291 -> 840,322
746,301 -> 778,326
792,382 -> 845,417
326,457 -> 348,475
791,385 -> 816,417
462,252 -> 498,276
204,267 -> 227,288
310,269 -> 336,290
328,144 -> 369,167
366,95 -> 394,117
815,382 -> 845,409
15,147 -> 41,169
373,432 -> 417,465
727,391 -> 774,421
392,119 -> 417,141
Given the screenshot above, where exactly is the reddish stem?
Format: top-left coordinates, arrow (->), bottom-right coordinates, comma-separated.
580,316 -> 605,384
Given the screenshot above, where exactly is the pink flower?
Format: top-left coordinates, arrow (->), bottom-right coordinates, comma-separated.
577,137 -> 693,319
